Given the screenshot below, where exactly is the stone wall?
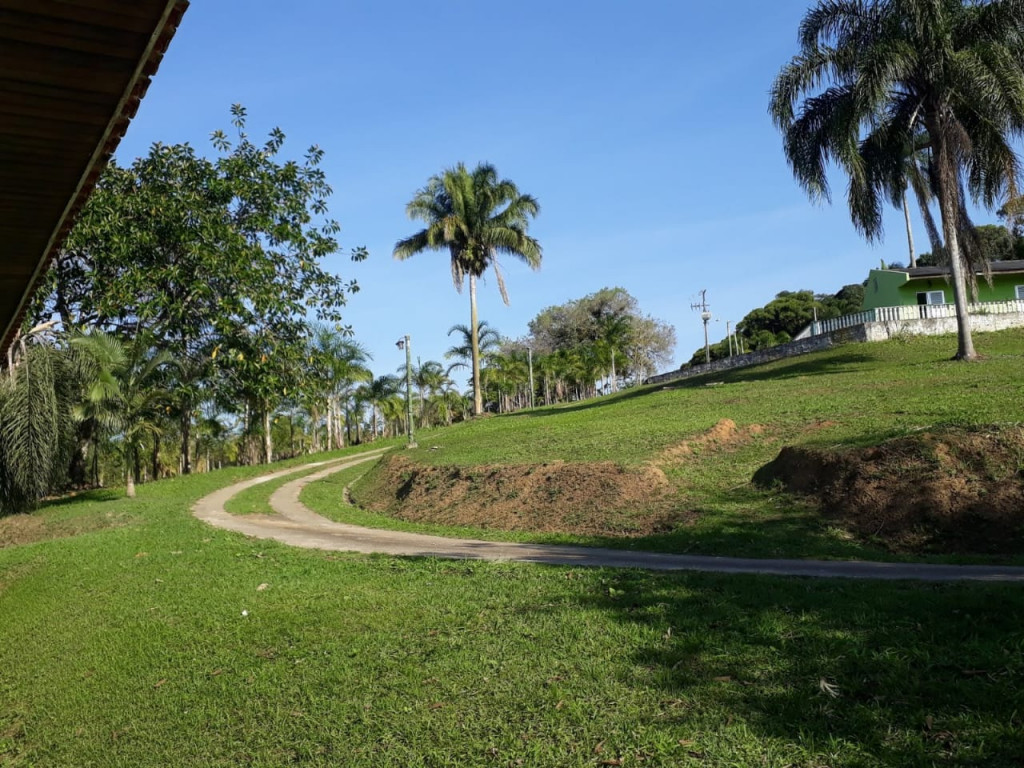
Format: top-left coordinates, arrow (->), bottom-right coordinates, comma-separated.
644,325 -> 868,386
861,311 -> 1024,342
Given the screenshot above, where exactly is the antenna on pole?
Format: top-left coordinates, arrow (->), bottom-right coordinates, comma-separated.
690,289 -> 713,364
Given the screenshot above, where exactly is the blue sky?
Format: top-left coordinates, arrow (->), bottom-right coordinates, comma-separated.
115,0 -> 959,376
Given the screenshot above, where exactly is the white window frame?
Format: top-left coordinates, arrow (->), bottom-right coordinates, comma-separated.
917,290 -> 946,305
1016,284 -> 1024,300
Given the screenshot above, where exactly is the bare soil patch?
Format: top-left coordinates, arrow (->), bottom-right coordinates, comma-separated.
351,455 -> 681,537
657,418 -> 766,464
754,425 -> 1024,555
0,507 -> 128,549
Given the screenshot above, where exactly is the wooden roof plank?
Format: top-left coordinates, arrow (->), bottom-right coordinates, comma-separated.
0,0 -> 189,353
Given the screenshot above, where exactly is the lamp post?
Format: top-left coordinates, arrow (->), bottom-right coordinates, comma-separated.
396,336 -> 417,448
701,309 -> 712,364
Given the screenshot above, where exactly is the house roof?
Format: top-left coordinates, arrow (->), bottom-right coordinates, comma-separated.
897,260 -> 1024,279
0,0 -> 189,354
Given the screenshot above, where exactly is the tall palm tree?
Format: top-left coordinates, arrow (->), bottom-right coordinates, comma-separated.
894,131 -> 943,268
72,331 -> 174,498
394,163 -> 541,414
770,0 -> 1024,361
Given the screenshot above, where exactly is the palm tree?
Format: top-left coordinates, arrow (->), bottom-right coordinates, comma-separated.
309,326 -> 372,450
72,331 -> 174,498
595,313 -> 631,394
444,321 -> 501,377
356,375 -> 400,441
893,131 -> 943,268
405,360 -> 450,428
394,163 -> 541,414
0,325 -> 82,513
770,0 -> 1024,361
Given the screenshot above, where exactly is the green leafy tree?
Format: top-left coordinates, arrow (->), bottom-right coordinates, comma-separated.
36,105 -> 366,467
527,288 -> 674,391
394,162 -> 541,416
770,0 -> 1024,360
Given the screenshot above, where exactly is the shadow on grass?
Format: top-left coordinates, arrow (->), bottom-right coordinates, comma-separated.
500,351 -> 878,422
500,382 -> 671,420
670,351 -> 878,388
39,488 -> 123,510
568,571 -> 1024,765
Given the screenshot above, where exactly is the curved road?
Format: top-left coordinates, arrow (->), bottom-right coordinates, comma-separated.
193,454 -> 1024,582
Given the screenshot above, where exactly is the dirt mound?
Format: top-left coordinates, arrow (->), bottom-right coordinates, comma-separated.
658,418 -> 766,464
753,425 -> 1024,554
351,455 -> 680,537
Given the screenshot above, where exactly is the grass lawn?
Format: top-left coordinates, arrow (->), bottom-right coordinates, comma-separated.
323,331 -> 1024,563
3,331 -> 1024,766
2,461 -> 1024,767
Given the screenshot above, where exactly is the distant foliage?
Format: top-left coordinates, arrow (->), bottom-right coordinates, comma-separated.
687,284 -> 865,366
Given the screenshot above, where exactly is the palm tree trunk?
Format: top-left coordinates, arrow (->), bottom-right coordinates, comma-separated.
310,404 -> 320,452
151,436 -> 160,481
932,129 -> 977,361
903,191 -> 917,268
180,409 -> 192,475
334,399 -> 344,448
125,446 -> 136,498
263,403 -> 273,464
470,275 -> 483,416
325,398 -> 333,451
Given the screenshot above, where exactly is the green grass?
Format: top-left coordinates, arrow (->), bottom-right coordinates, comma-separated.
2,462 -> 1024,767
409,332 -> 1024,466
331,331 -> 1024,563
222,441 -> 398,517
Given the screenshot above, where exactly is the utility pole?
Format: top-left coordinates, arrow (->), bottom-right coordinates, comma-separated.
527,346 -> 535,409
396,335 -> 417,448
691,289 -> 713,365
726,320 -> 733,357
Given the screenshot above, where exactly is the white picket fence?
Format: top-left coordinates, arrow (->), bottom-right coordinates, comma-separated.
794,299 -> 1024,340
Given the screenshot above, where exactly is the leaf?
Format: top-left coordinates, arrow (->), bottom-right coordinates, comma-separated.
819,678 -> 841,698
256,583 -> 269,591
712,675 -> 732,683
153,679 -> 167,688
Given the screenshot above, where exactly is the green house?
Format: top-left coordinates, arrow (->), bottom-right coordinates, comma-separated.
862,260 -> 1024,310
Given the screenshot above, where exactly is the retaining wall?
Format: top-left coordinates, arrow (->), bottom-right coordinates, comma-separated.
644,326 -> 868,386
861,311 -> 1024,341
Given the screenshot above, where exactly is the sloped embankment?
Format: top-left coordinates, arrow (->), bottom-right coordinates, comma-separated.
350,454 -> 677,537
754,425 -> 1024,554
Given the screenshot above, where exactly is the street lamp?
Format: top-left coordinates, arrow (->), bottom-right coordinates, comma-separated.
701,309 -> 712,364
396,336 -> 417,448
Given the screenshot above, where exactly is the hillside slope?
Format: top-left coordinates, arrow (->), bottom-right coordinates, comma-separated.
337,330 -> 1024,561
